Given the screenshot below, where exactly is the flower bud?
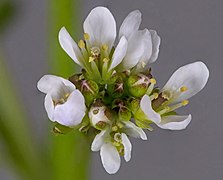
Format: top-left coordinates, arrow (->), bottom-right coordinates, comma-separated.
127,74 -> 150,97
80,80 -> 99,106
89,105 -> 112,130
112,99 -> 131,121
68,73 -> 83,89
129,98 -> 140,114
118,107 -> 131,121
107,74 -> 124,98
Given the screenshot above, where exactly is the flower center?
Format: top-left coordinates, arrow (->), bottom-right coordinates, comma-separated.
53,93 -> 70,106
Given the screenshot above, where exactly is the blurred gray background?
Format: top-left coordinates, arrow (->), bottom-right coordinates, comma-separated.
1,0 -> 222,179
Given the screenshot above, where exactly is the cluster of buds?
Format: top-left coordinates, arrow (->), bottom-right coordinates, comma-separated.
37,7 -> 209,174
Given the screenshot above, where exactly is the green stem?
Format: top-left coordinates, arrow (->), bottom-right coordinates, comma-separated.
48,1 -> 91,180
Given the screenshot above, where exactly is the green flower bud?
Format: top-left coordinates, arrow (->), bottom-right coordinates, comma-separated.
127,73 -> 150,97
107,73 -> 124,98
129,98 -> 140,114
112,99 -> 131,122
118,107 -> 131,121
80,80 -> 99,106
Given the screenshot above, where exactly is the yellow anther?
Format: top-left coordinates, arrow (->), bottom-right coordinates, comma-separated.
89,56 -> 95,62
180,86 -> 188,92
112,126 -> 118,132
65,93 -> 70,99
78,40 -> 85,49
84,33 -> 90,40
103,58 -> 109,63
150,78 -> 156,84
102,44 -> 108,52
117,122 -> 123,129
181,100 -> 189,106
153,93 -> 159,99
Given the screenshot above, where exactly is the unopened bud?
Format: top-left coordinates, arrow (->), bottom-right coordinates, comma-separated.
118,107 -> 131,121
107,74 -> 124,98
80,80 -> 99,106
129,99 -> 140,114
127,74 -> 150,97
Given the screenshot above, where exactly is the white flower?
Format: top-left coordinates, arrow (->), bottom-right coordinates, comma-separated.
91,121 -> 147,174
58,6 -> 128,75
58,7 -> 160,78
37,75 -> 86,127
118,10 -> 161,71
140,61 -> 209,130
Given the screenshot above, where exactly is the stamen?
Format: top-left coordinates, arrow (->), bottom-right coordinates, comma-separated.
150,92 -> 159,101
146,78 -> 157,95
65,93 -> 70,99
158,106 -> 170,115
102,44 -> 108,52
162,90 -> 171,100
89,56 -> 94,62
181,100 -> 189,106
117,122 -> 123,129
180,86 -> 188,92
150,78 -> 156,85
114,133 -> 122,142
163,99 -> 189,113
78,40 -> 85,49
112,126 -> 118,132
53,93 -> 70,106
84,33 -> 90,40
103,58 -> 109,63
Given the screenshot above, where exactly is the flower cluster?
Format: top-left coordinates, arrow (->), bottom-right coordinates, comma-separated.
37,7 -> 209,174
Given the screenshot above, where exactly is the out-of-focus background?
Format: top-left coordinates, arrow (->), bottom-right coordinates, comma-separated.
0,0 -> 222,179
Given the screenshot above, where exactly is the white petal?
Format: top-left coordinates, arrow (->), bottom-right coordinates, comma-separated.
148,30 -> 161,64
44,93 -> 54,120
140,95 -> 161,124
91,130 -> 108,152
37,75 -> 75,94
53,90 -> 86,127
119,10 -> 142,39
158,114 -> 192,130
109,36 -> 128,71
123,121 -> 147,140
163,61 -> 209,103
83,7 -> 116,52
120,29 -> 149,70
59,27 -> 84,67
100,143 -> 121,174
139,29 -> 152,65
121,133 -> 132,162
